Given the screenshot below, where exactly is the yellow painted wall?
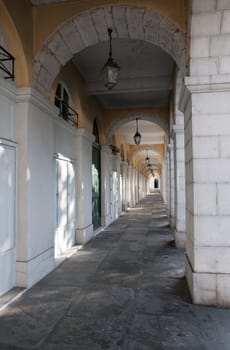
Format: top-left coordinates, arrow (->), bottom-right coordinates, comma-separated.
0,0 -> 30,85
33,0 -> 187,54
51,61 -> 105,139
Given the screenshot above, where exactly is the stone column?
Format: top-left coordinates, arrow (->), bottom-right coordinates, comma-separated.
173,124 -> 186,248
121,161 -> 128,211
127,165 -> 132,207
179,0 -> 230,306
101,145 -> 112,226
131,167 -> 137,205
168,142 -> 175,228
114,153 -> 121,216
75,128 -> 94,244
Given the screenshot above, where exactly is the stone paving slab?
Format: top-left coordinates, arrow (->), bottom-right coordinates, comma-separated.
1,191 -> 230,349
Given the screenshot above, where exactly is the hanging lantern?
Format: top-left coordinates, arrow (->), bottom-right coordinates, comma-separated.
102,28 -> 120,89
145,149 -> 150,164
133,117 -> 141,145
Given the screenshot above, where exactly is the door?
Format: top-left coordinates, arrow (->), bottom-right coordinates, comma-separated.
55,158 -> 76,257
92,145 -> 101,230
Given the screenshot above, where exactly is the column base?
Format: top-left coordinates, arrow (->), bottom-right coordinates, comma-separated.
185,254 -> 230,307
169,215 -> 175,228
76,224 -> 94,244
101,215 -> 112,227
16,247 -> 55,288
174,230 -> 186,248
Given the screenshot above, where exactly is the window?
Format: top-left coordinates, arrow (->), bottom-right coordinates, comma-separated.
54,82 -> 78,127
54,83 -> 69,120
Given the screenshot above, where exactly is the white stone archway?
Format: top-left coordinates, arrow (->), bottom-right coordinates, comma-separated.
33,4 -> 186,96
106,111 -> 168,145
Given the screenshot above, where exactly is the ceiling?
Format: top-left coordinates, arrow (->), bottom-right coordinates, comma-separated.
73,39 -> 174,110
117,120 -> 165,145
73,38 -> 171,173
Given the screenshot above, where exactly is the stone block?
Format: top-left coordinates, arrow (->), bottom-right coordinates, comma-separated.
220,135 -> 230,157
192,0 -> 216,13
217,184 -> 230,215
143,9 -> 161,44
47,32 -> 72,66
219,56 -> 230,73
190,57 -> 218,76
190,36 -> 210,58
104,6 -> 115,34
193,91 -> 230,114
195,246 -> 230,274
193,183 -> 217,215
175,133 -> 185,149
76,12 -> 99,46
192,270 -> 217,305
91,8 -> 108,42
217,274 -> 230,306
193,158 -> 230,182
193,136 -> 219,158
193,114 -> 230,136
194,216 -> 230,246
158,17 -> 175,54
112,5 -> 129,38
221,10 -> 230,33
36,66 -> 55,92
126,6 -> 145,40
191,12 -> 222,36
175,162 -> 185,177
217,0 -> 230,10
59,20 -> 85,54
171,31 -> 186,62
211,34 -> 230,56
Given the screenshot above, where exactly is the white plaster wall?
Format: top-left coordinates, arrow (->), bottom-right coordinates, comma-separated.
0,80 -> 17,295
16,88 -> 55,288
75,129 -> 94,244
53,117 -> 77,257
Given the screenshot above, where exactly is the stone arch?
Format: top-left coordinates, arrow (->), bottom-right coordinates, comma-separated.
105,111 -> 168,145
130,146 -> 162,163
33,4 -> 186,96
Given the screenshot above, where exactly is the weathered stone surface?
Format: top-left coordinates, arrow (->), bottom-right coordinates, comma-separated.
91,7 -> 108,42
126,6 -> 145,40
47,32 -> 72,65
75,12 -> 99,46
143,8 -> 161,44
112,5 -> 129,38
59,19 -> 86,54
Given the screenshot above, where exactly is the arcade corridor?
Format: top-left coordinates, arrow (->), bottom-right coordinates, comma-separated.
0,191 -> 230,350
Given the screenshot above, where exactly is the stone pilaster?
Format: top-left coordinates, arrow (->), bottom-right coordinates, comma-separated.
75,128 -> 94,244
121,161 -> 128,211
101,145 -> 112,226
173,124 -> 186,248
167,143 -> 175,227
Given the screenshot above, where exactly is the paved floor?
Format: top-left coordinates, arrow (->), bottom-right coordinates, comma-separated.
1,191 -> 230,349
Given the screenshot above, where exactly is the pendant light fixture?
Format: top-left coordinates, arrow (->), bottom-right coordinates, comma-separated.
102,28 -> 120,89
133,117 -> 141,145
145,149 -> 150,164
